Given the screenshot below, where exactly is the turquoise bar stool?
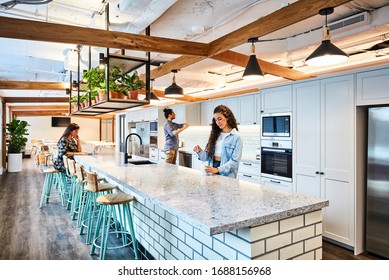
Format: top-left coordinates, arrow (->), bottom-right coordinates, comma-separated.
79,170 -> 116,244
67,158 -> 80,220
37,153 -> 61,208
90,191 -> 140,260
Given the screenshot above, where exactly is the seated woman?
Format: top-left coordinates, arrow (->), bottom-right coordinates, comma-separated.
53,123 -> 85,173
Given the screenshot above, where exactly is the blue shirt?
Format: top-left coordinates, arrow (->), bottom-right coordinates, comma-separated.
196,128 -> 243,178
164,120 -> 183,151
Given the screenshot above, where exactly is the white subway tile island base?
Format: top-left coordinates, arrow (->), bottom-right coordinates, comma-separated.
75,153 -> 328,260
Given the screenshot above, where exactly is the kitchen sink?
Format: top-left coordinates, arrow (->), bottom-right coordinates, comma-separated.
128,160 -> 157,165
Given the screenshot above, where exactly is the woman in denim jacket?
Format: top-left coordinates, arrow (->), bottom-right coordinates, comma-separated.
194,105 -> 242,178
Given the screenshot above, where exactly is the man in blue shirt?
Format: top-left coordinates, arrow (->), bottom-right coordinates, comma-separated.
163,108 -> 189,164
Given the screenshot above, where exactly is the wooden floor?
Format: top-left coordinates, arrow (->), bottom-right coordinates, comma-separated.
0,158 -> 386,260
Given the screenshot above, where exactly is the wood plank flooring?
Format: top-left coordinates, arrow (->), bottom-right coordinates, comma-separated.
0,158 -> 386,260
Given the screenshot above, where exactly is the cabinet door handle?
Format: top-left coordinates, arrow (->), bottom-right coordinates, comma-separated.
270,180 -> 281,184
243,162 -> 252,166
320,172 -> 325,175
243,174 -> 252,178
315,171 -> 320,174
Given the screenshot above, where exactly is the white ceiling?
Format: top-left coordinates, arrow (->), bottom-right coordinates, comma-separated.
1,0 -> 389,107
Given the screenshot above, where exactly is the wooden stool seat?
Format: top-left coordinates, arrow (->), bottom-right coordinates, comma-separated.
96,193 -> 135,205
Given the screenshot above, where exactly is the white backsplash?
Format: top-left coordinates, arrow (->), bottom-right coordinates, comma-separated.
179,125 -> 260,161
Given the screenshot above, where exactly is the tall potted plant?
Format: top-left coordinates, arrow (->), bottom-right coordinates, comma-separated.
6,116 -> 29,172
122,70 -> 145,100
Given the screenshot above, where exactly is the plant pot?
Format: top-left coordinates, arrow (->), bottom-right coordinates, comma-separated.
109,91 -> 118,99
129,90 -> 139,100
95,96 -> 100,103
98,90 -> 106,102
82,100 -> 89,108
8,153 -> 23,172
116,92 -> 126,99
91,99 -> 96,105
72,103 -> 79,112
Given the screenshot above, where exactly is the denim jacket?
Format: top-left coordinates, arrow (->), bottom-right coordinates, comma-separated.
196,128 -> 243,178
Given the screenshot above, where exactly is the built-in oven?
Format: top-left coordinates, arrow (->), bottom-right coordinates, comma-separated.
150,121 -> 158,148
260,139 -> 292,182
261,112 -> 291,140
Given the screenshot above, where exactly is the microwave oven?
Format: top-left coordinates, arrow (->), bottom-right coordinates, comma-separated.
261,113 -> 291,139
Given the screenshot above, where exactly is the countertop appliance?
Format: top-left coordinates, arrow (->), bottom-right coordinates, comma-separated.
261,112 -> 291,140
178,150 -> 192,168
366,106 -> 389,258
260,139 -> 292,182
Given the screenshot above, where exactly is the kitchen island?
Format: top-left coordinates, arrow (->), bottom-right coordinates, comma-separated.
75,152 -> 328,260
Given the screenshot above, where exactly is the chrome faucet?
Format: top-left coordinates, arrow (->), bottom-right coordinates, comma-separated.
124,133 -> 143,163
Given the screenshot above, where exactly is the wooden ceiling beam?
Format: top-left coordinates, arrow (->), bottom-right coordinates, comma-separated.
0,81 -> 67,90
208,0 -> 352,56
4,97 -> 68,103
8,105 -> 69,111
211,50 -> 315,81
0,16 -> 209,57
12,110 -> 68,117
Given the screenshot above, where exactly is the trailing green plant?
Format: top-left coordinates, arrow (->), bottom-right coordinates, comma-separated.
6,117 -> 29,154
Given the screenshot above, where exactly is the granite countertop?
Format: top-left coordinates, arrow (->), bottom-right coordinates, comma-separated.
75,152 -> 328,236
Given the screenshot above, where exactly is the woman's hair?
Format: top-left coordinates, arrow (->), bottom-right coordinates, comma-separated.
205,105 -> 238,159
60,123 -> 80,139
163,108 -> 173,119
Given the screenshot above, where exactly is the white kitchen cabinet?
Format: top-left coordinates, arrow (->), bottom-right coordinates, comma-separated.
237,160 -> 261,184
148,107 -> 158,121
261,85 -> 292,113
149,147 -> 159,162
171,103 -> 200,125
293,75 -> 355,247
356,67 -> 389,106
158,149 -> 166,163
200,100 -> 216,125
238,94 -> 258,125
260,177 -> 292,192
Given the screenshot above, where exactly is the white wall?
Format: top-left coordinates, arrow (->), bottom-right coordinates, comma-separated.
18,116 -> 100,149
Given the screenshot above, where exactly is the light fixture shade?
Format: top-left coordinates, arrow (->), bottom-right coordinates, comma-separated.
242,53 -> 264,80
144,91 -> 160,101
164,82 -> 184,97
165,70 -> 184,97
305,39 -> 349,66
99,53 -> 106,69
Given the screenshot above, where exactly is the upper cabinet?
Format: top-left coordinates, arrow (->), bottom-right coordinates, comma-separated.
261,85 -> 292,113
357,67 -> 389,106
171,103 -> 201,125
200,93 -> 260,125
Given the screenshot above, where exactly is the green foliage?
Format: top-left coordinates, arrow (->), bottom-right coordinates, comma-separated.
82,66 -> 145,97
6,117 -> 29,153
122,71 -> 146,91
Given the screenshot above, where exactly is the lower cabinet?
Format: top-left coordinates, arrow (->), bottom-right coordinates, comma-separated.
293,75 -> 355,247
149,147 -> 159,162
158,149 -> 166,163
260,177 -> 292,192
237,161 -> 261,184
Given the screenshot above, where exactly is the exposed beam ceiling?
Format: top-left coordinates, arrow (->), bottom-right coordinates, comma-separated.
0,17 -> 209,57
4,97 -> 68,103
0,81 -> 67,90
11,110 -> 68,117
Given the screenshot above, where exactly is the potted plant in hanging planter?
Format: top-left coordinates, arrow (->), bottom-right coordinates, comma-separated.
6,116 -> 29,172
122,70 -> 145,100
83,66 -> 106,102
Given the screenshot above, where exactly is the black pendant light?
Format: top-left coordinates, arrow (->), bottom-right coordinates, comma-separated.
164,69 -> 183,97
305,7 -> 349,66
242,37 -> 264,80
144,79 -> 160,102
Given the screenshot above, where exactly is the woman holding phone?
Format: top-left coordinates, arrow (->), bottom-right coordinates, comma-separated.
53,122 -> 85,173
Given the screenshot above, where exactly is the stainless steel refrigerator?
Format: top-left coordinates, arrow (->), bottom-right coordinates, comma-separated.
366,107 -> 389,258
135,121 -> 150,158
